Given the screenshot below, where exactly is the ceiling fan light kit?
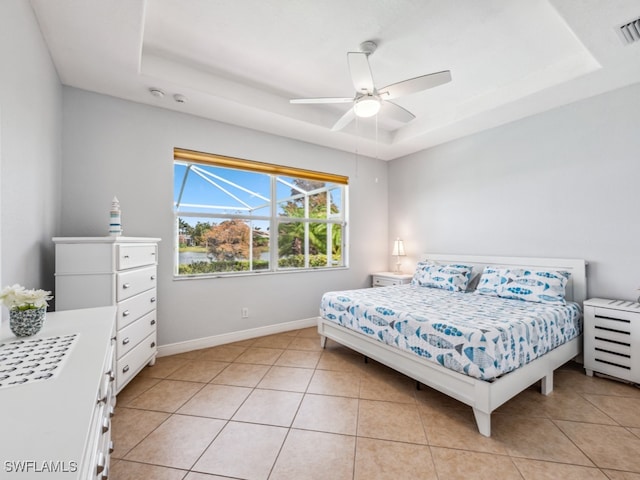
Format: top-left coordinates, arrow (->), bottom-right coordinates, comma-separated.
353,95 -> 381,118
290,40 -> 451,131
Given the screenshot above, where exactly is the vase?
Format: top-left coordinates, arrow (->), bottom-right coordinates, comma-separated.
9,307 -> 46,337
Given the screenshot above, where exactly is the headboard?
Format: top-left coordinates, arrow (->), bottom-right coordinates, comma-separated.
421,253 -> 588,306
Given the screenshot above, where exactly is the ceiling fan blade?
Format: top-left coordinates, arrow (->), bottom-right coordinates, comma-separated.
290,97 -> 353,104
331,108 -> 356,131
379,70 -> 451,100
380,101 -> 415,123
347,52 -> 374,94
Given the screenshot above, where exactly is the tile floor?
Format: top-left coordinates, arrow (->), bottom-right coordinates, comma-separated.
110,327 -> 640,480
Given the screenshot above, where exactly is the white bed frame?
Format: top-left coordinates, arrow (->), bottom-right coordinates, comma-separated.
318,254 -> 587,437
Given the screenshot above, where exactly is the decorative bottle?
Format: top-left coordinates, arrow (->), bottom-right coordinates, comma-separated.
109,196 -> 123,236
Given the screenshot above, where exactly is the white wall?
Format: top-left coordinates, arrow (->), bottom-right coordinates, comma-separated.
389,82 -> 640,302
0,1 -> 62,312
61,87 -> 389,345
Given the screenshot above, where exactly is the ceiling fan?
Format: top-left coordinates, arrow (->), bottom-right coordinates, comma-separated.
290,41 -> 452,131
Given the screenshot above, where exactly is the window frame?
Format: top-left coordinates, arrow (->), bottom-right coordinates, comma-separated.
173,148 -> 349,278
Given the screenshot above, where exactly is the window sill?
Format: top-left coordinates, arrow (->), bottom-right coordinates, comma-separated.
172,266 -> 349,281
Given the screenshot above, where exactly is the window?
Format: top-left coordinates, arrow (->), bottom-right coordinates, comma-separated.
173,148 -> 348,277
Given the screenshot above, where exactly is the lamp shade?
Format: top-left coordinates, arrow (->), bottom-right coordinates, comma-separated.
392,238 -> 405,256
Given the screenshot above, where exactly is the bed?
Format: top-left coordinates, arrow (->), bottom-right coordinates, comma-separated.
317,254 -> 587,437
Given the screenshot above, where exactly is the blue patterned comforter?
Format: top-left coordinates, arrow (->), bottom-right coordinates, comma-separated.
319,285 -> 582,381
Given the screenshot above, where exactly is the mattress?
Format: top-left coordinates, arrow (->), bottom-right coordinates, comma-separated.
319,284 -> 582,381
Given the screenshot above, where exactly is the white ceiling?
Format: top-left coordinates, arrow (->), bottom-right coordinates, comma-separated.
30,0 -> 640,160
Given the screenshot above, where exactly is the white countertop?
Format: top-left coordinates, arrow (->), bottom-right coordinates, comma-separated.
0,306 -> 115,478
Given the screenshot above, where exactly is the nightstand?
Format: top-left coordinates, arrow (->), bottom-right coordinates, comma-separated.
372,272 -> 413,287
583,298 -> 640,383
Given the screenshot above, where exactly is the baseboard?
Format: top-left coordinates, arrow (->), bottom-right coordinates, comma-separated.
157,317 -> 318,357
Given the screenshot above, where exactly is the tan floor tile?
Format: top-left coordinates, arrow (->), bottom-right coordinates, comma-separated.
127,379 -> 204,412
111,407 -> 170,458
554,368 -> 640,398
168,349 -> 204,360
185,473 -> 237,480
358,399 -> 427,444
125,414 -> 225,470
270,429 -> 355,480
602,470 -> 640,479
584,395 -> 640,427
420,406 -> 508,454
307,369 -> 361,397
316,349 -> 368,373
177,384 -> 252,419
492,415 -> 593,465
252,333 -> 294,349
431,447 -> 522,480
137,356 -> 189,379
288,336 -> 323,351
234,347 -> 284,365
232,388 -> 303,426
359,371 -> 416,403
494,386 -> 548,418
513,458 -> 609,479
193,421 -> 287,480
415,384 -> 470,413
631,427 -> 640,439
275,349 -> 321,368
292,394 -> 358,435
257,366 -> 313,392
295,326 -> 320,338
210,362 -> 269,387
198,344 -> 247,362
354,437 -> 437,480
541,389 -> 618,424
167,359 -> 229,383
109,460 -> 186,480
115,375 -> 161,406
556,420 -> 640,472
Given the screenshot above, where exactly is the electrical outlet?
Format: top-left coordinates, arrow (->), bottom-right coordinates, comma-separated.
241,307 -> 249,318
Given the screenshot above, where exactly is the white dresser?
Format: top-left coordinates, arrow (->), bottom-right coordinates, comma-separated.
0,306 -> 116,479
53,236 -> 160,393
583,298 -> 640,383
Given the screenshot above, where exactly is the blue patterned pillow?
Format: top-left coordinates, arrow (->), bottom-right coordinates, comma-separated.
497,269 -> 570,305
411,263 -> 473,292
475,266 -> 522,296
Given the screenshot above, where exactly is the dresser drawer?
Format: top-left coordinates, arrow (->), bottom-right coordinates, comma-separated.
117,288 -> 157,330
116,266 -> 157,302
117,244 -> 157,270
116,332 -> 157,391
117,311 -> 157,359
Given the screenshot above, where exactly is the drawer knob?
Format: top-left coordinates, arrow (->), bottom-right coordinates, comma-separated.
109,440 -> 114,454
122,337 -> 130,346
122,365 -> 130,374
150,297 -> 156,303
150,341 -> 156,348
150,275 -> 156,280
124,255 -> 130,259
109,405 -> 115,418
150,319 -> 156,326
122,310 -> 130,317
122,283 -> 131,289
96,452 -> 105,475
102,417 -> 110,434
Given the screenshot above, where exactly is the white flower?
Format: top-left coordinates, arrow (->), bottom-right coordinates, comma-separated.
0,284 -> 53,310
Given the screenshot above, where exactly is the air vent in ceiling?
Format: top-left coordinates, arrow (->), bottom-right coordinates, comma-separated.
618,17 -> 640,45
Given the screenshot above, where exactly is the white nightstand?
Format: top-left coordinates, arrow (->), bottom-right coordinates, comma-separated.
583,298 -> 640,383
372,271 -> 413,287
